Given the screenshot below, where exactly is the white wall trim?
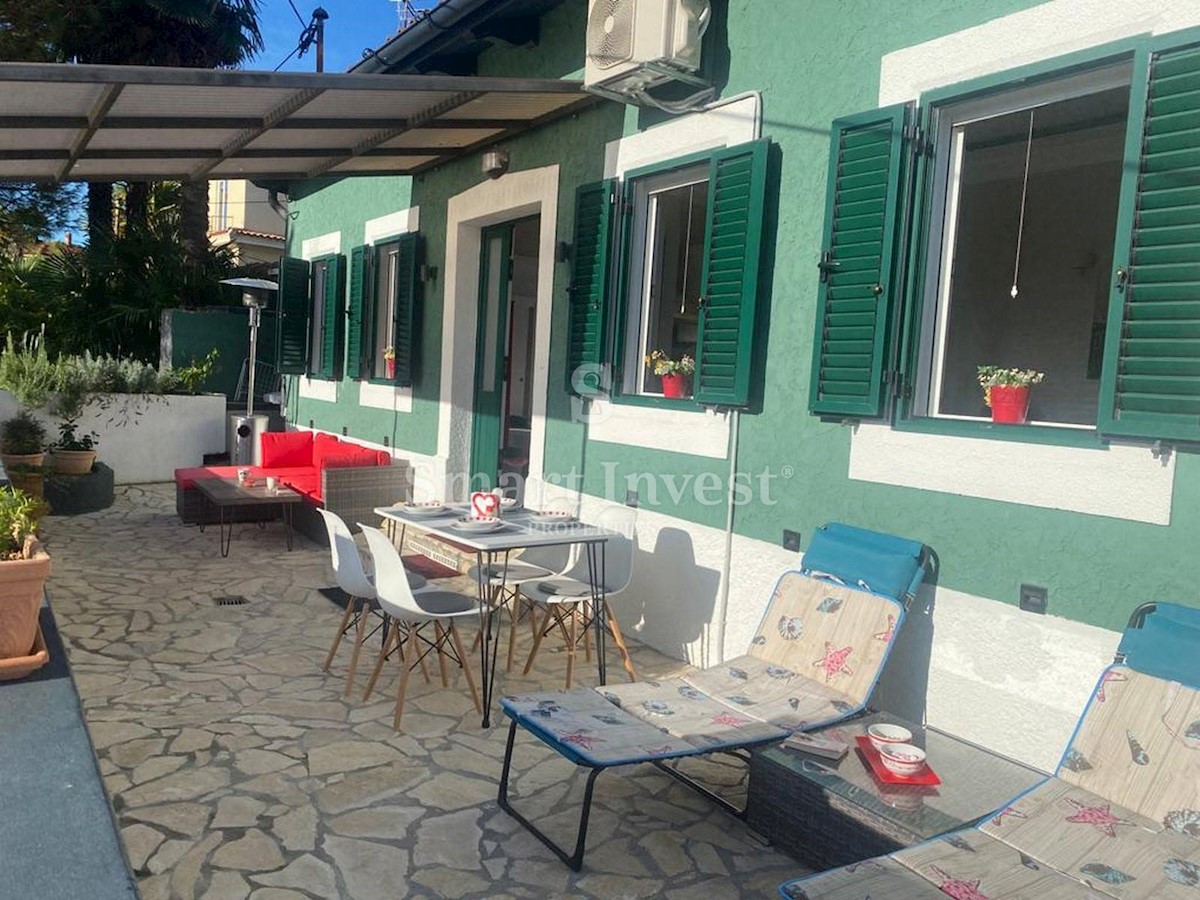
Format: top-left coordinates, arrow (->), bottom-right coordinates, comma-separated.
437,165 -> 560,499
364,206 -> 420,245
588,399 -> 731,459
879,0 -> 1200,106
848,424 -> 1175,525
358,208 -> 420,413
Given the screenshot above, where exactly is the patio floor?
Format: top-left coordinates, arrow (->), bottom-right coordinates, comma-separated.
41,484 -> 804,899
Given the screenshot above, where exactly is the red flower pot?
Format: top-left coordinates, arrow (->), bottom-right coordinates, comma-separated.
989,385 -> 1030,424
661,373 -> 689,399
385,357 -> 396,380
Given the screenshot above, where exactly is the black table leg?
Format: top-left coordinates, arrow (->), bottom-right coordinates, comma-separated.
219,504 -> 232,558
282,503 -> 294,551
587,541 -> 608,685
475,550 -> 493,728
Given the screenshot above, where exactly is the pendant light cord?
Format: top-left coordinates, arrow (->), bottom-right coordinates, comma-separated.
1011,109 -> 1035,299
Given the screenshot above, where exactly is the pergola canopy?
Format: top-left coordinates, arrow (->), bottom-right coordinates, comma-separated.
0,62 -> 596,183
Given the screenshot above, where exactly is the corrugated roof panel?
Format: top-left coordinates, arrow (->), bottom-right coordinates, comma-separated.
441,92 -> 577,120
0,160 -> 62,178
331,155 -> 438,173
110,84 -> 302,118
382,128 -> 504,149
0,81 -> 105,117
89,129 -> 240,151
210,157 -> 331,176
293,89 -> 455,119
244,128 -> 382,151
0,129 -> 76,151
70,158 -> 197,178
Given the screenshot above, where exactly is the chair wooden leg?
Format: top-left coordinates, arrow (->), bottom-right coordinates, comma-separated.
433,621 -> 450,688
344,604 -> 370,698
324,598 -> 356,671
364,618 -> 398,701
522,608 -> 553,675
414,625 -> 432,685
449,621 -> 481,714
605,605 -> 638,682
393,625 -> 419,730
566,607 -> 578,690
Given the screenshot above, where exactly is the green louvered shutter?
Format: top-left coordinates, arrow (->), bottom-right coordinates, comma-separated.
345,245 -> 370,380
808,104 -> 910,418
276,256 -> 310,374
390,233 -> 420,386
694,139 -> 770,407
1098,36 -> 1200,443
567,180 -> 615,396
316,254 -> 345,380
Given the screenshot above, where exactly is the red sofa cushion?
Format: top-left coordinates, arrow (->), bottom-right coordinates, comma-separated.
174,465 -> 241,490
278,472 -> 321,503
312,434 -> 390,470
261,431 -> 314,468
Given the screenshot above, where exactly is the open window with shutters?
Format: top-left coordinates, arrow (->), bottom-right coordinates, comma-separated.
346,234 -> 420,386
565,139 -> 770,409
810,30 -> 1200,447
277,252 -> 346,381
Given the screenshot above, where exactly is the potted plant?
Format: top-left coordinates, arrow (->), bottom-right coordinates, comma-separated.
977,366 -> 1046,424
1,410 -> 47,469
0,486 -> 50,679
383,346 -> 396,380
644,350 -> 696,399
50,418 -> 98,475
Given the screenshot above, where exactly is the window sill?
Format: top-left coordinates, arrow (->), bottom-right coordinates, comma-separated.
894,415 -> 1109,450
611,392 -> 702,412
305,373 -> 337,383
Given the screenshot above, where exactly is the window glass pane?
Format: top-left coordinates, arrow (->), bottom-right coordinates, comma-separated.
374,242 -> 399,378
625,163 -> 709,396
481,236 -> 505,393
310,260 -> 327,371
931,84 -> 1128,426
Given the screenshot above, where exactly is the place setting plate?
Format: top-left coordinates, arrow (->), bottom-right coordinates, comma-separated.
449,516 -> 507,534
528,510 -> 579,527
401,501 -> 449,517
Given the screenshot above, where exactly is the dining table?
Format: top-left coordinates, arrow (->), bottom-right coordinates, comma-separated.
374,501 -> 623,728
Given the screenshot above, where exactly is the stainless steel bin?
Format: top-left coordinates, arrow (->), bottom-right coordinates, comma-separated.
228,413 -> 270,466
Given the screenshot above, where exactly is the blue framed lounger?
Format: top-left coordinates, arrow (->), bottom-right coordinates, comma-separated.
778,602 -> 1200,900
498,522 -> 932,870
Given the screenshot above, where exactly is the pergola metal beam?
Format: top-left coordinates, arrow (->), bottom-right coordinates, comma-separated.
0,115 -> 527,131
56,83 -> 122,183
189,88 -> 325,180
0,147 -> 456,161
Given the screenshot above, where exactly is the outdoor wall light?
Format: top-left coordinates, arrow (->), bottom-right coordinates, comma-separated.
481,148 -> 510,179
556,240 -> 573,264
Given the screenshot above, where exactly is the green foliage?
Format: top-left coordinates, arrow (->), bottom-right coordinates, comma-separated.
53,419 -> 98,452
0,410 -> 48,455
0,330 -> 58,409
173,349 -> 220,395
0,183 -> 82,254
0,486 -> 43,559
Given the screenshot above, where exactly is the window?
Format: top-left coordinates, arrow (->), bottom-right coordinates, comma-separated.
274,253 -> 344,379
565,139 -> 772,408
622,163 -> 709,396
345,235 -> 419,385
809,32 -> 1200,444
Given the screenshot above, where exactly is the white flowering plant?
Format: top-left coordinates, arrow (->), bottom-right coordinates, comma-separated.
644,349 -> 695,376
977,366 -> 1045,407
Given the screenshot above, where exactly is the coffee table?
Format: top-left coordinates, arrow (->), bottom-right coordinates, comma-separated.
746,711 -> 1046,869
196,478 -> 302,557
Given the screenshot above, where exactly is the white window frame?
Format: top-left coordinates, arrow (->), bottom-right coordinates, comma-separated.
912,61 -> 1132,428
372,240 -> 401,380
621,162 -> 710,397
309,258 -> 329,374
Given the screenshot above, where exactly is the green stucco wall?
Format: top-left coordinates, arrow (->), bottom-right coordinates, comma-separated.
285,0 -> 1200,633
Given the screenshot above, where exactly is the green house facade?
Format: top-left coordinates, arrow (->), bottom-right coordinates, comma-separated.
278,0 -> 1200,769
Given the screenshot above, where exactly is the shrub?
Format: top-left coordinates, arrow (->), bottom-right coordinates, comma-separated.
0,410 -> 47,455
0,486 -> 43,560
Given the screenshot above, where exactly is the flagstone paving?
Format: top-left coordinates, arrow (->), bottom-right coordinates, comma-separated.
42,485 -> 804,899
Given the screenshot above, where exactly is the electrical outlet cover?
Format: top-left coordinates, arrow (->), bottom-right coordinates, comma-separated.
782,529 -> 802,553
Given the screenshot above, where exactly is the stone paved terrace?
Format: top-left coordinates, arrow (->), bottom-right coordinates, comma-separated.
40,485 -> 803,899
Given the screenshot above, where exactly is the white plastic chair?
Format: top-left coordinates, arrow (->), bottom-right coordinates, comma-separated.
318,509 -> 384,698
520,505 -> 639,688
359,525 -> 483,730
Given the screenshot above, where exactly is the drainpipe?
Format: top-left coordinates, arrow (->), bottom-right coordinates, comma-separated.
269,188 -> 291,420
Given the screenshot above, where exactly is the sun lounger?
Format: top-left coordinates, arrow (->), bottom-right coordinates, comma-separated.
779,601 -> 1200,899
498,522 -> 932,870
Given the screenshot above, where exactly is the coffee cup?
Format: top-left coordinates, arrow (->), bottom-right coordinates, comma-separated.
266,476 -> 278,492
237,468 -> 249,485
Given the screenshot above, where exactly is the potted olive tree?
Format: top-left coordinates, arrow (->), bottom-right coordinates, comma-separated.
50,418 -> 98,475
1,411 -> 48,498
0,486 -> 50,679
977,366 -> 1046,424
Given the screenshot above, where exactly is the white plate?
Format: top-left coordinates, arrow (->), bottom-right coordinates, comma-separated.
403,502 -> 446,516
531,510 -> 577,525
450,516 -> 504,533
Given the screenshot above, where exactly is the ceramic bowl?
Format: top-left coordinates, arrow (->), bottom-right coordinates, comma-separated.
404,501 -> 446,515
500,497 -> 519,510
452,516 -> 502,533
878,743 -> 927,777
867,723 -> 913,752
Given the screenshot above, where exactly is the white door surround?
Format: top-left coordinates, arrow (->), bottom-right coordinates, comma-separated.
436,164 -> 560,499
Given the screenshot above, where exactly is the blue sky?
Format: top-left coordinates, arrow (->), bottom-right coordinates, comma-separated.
248,0 -> 441,74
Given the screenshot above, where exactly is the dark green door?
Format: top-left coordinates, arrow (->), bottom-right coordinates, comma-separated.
469,224 -> 514,489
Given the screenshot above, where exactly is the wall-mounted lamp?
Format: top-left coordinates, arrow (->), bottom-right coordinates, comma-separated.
419,263 -> 439,282
481,148 -> 510,180
342,425 -> 348,436
556,241 -> 573,264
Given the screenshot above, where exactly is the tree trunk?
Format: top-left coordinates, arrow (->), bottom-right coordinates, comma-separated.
125,182 -> 149,231
179,180 -> 209,269
87,182 -> 113,244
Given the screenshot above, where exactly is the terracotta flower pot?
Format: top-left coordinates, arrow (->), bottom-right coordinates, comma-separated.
52,449 -> 96,475
1,452 -> 45,470
8,470 -> 44,500
661,373 -> 690,399
0,542 -> 51,661
989,385 -> 1031,424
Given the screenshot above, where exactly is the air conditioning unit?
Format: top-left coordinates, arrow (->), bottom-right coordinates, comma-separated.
585,0 -> 713,110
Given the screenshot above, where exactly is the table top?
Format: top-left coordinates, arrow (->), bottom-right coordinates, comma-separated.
196,477 -> 302,506
757,711 -> 1046,841
375,503 -> 616,553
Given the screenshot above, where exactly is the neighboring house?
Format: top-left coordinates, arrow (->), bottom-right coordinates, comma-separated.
207,179 -> 286,267
273,0 -> 1200,770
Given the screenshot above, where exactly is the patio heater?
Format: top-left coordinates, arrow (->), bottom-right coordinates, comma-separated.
220,277 -> 277,466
